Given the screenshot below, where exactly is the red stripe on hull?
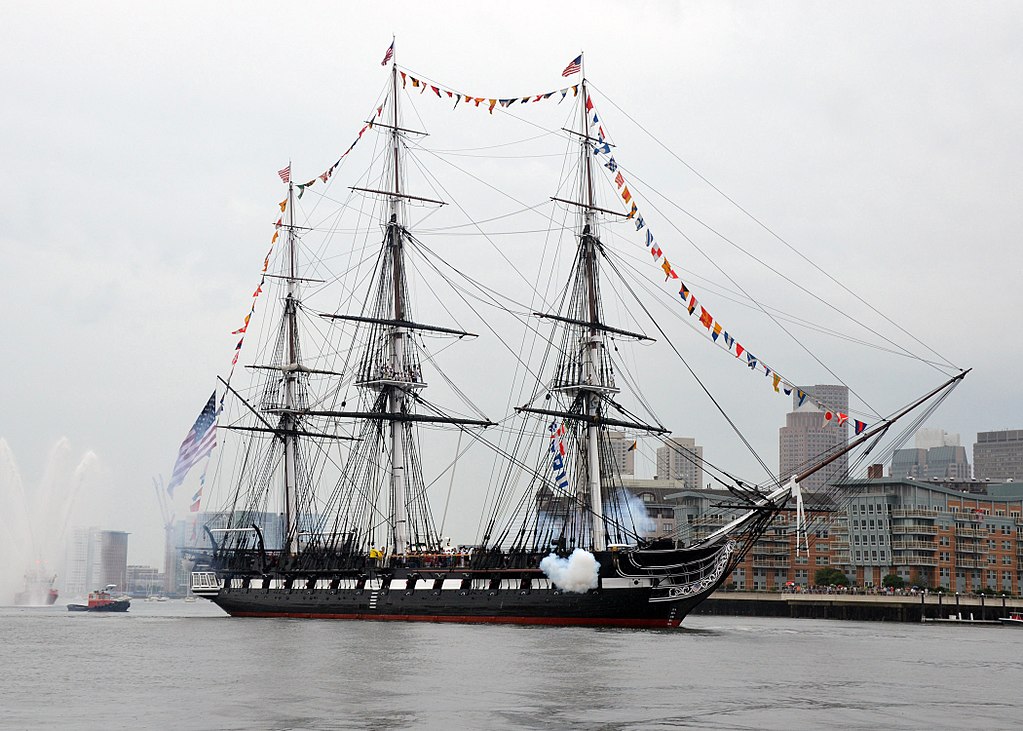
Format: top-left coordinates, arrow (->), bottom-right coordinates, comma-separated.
227,610 -> 681,628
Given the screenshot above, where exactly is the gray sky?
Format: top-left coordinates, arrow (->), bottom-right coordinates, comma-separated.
2,1 -> 1021,572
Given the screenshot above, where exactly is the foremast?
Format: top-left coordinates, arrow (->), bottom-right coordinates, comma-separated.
577,57 -> 606,552
516,55 -> 667,552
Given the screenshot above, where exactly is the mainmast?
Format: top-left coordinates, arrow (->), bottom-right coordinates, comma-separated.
577,55 -> 607,552
311,42 -> 494,559
517,54 -> 670,549
387,54 -> 409,554
282,180 -> 300,554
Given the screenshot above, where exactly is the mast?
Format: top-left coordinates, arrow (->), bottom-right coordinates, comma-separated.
578,54 -> 606,552
282,179 -> 300,554
388,49 -> 408,555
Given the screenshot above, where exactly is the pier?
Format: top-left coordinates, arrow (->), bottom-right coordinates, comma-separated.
692,591 -> 1023,623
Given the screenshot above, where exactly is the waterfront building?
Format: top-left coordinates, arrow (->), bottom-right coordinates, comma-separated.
974,429 -> 1023,481
126,564 -> 164,596
831,478 -> 1022,594
669,476 -> 1023,595
64,528 -> 129,596
673,488 -> 836,591
619,477 -> 687,538
655,437 -> 703,489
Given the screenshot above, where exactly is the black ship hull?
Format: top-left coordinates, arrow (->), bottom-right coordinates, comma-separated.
192,541 -> 736,628
206,584 -> 709,628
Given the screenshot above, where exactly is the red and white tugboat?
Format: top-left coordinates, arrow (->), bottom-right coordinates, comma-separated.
67,585 -> 130,613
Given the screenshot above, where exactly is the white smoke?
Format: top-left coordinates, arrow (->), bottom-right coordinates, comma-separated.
539,548 -> 600,593
612,489 -> 656,535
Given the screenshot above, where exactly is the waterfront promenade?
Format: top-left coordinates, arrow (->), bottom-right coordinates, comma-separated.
693,590 -> 1023,623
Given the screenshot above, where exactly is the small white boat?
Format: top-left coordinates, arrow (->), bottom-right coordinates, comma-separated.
998,612 -> 1023,626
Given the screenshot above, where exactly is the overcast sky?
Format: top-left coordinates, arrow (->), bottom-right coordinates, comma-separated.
2,2 -> 1021,573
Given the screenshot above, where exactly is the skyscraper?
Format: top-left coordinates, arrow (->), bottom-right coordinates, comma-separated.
793,384 -> 849,414
656,437 -> 704,489
606,430 -> 636,476
891,429 -> 970,480
974,429 -> 1023,481
64,528 -> 129,596
780,385 -> 849,491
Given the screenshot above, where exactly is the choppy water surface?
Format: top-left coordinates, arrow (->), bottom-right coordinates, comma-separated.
2,601 -> 1021,730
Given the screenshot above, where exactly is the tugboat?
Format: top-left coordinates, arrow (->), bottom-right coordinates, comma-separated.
67,585 -> 130,613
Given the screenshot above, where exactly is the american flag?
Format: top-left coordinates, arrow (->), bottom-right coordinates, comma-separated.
561,55 -> 582,77
277,164 -> 291,183
381,41 -> 394,66
166,392 -> 218,496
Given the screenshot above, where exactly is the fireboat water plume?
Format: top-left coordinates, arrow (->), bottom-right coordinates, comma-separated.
0,438 -> 100,602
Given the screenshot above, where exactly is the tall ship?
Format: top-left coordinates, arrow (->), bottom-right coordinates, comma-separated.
187,49 -> 965,627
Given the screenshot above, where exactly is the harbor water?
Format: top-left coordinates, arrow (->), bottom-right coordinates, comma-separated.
2,601 -> 1021,730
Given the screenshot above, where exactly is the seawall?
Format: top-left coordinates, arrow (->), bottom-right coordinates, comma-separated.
691,591 -> 1023,623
